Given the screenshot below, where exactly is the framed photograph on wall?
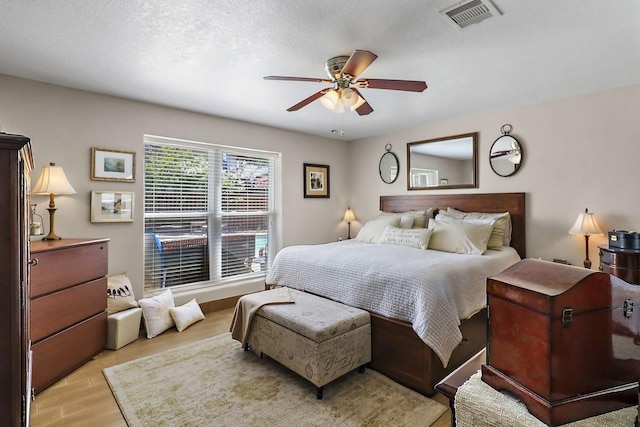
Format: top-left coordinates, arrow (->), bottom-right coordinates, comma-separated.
303,163 -> 330,198
91,191 -> 134,223
91,147 -> 135,182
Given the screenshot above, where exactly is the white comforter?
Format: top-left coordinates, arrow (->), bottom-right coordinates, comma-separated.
265,240 -> 520,366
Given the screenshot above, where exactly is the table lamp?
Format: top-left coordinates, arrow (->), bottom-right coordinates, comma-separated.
569,208 -> 603,269
343,207 -> 356,240
32,162 -> 77,240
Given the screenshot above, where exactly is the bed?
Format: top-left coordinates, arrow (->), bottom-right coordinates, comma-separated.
266,192 -> 526,395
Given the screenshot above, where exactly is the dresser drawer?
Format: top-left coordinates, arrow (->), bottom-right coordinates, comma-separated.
600,264 -> 639,285
600,250 -> 639,270
31,240 -> 108,297
31,311 -> 107,394
31,277 -> 107,342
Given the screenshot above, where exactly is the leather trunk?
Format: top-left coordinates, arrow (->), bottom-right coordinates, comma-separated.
481,258 -> 640,426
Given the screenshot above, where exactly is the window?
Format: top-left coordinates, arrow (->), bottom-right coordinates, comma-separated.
410,167 -> 439,187
144,135 -> 278,295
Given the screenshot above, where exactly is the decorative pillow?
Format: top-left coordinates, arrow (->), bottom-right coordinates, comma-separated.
428,219 -> 494,255
442,208 -> 511,250
138,289 -> 175,338
169,299 -> 205,332
378,208 -> 434,228
355,216 -> 401,243
107,273 -> 139,315
379,225 -> 433,250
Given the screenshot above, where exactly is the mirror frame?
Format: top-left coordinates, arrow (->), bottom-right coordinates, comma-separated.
489,134 -> 523,177
406,132 -> 478,191
379,150 -> 399,184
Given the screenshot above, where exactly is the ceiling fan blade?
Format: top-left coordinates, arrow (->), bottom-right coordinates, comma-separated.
341,50 -> 378,79
264,76 -> 333,84
351,88 -> 373,116
286,90 -> 328,111
355,78 -> 427,92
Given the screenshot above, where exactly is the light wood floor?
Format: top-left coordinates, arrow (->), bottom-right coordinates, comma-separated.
29,307 -> 451,427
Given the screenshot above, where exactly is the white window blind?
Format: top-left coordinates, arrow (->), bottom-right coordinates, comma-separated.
144,136 -> 277,294
410,167 -> 439,187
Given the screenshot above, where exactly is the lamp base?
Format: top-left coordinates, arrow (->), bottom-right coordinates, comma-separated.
42,207 -> 63,240
583,234 -> 592,269
42,233 -> 62,241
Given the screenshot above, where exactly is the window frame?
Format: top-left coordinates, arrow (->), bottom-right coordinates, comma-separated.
143,135 -> 279,296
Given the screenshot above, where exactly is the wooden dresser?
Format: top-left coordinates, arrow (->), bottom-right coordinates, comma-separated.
30,238 -> 109,394
0,133 -> 33,426
599,244 -> 640,285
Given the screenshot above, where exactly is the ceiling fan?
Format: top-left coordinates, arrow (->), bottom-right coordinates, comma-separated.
264,50 -> 427,115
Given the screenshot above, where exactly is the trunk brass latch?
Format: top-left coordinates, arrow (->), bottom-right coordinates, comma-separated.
562,307 -> 573,328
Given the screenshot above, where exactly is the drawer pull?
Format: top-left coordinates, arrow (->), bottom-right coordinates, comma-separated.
28,258 -> 38,266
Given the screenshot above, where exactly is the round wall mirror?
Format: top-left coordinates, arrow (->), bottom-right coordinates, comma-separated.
379,145 -> 399,183
490,126 -> 523,177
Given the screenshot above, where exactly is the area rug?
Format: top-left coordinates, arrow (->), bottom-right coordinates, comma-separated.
103,332 -> 447,426
455,372 -> 638,427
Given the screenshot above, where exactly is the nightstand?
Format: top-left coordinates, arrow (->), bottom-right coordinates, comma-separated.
599,244 -> 640,285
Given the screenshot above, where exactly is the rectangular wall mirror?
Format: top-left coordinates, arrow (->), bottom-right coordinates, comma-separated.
407,132 -> 478,190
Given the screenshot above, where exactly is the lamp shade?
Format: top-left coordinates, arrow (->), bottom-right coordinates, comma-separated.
32,163 -> 77,195
343,207 -> 356,223
569,208 -> 602,235
320,89 -> 339,111
341,88 -> 358,107
350,94 -> 366,111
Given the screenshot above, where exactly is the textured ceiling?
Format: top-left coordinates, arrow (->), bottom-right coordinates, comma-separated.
1,0 -> 639,141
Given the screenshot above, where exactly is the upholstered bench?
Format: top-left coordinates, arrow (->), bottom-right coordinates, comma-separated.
245,288 -> 371,399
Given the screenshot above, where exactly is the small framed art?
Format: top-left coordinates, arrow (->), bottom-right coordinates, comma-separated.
91,191 -> 134,223
303,163 -> 330,198
91,147 -> 135,182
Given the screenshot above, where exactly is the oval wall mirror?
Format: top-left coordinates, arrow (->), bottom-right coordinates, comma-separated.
379,144 -> 399,184
407,132 -> 478,190
490,125 -> 523,177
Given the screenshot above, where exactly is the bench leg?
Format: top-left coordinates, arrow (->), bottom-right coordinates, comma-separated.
316,386 -> 324,400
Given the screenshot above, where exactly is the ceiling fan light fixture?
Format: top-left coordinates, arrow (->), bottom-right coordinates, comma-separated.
508,150 -> 522,164
341,88 -> 358,107
351,95 -> 366,111
320,89 -> 339,111
333,99 -> 345,114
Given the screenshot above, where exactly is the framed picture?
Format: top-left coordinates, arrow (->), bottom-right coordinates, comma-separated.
303,163 -> 330,198
91,191 -> 134,223
91,147 -> 135,182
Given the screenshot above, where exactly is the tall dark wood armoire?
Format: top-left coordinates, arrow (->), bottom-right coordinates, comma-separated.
0,133 -> 33,426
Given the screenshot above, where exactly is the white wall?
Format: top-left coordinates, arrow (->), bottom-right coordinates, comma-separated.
0,74 -> 351,304
348,84 -> 640,268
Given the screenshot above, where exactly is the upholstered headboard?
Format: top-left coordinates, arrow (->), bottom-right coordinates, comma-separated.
379,192 -> 526,258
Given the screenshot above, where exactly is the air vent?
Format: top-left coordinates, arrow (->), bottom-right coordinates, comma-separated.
440,0 -> 501,30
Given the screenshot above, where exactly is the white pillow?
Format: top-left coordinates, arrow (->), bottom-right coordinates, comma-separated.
442,208 -> 511,250
428,219 -> 494,255
138,289 -> 175,338
169,298 -> 205,332
107,273 -> 139,315
355,216 -> 401,243
378,208 -> 433,229
379,225 -> 433,250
